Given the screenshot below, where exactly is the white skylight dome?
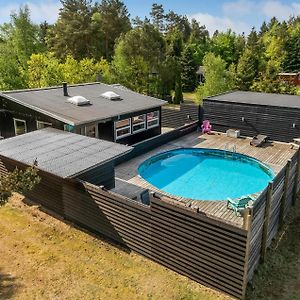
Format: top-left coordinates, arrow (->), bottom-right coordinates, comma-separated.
101,91 -> 121,100
68,96 -> 90,106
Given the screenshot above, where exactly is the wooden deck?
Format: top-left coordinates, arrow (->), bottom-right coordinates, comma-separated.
115,131 -> 297,227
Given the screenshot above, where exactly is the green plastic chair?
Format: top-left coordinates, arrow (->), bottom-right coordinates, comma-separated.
227,195 -> 255,216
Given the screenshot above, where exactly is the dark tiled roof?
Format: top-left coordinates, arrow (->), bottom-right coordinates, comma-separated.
205,91 -> 300,109
1,83 -> 166,125
0,128 -> 132,178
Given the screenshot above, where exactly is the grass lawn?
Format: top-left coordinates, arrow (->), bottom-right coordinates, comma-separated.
0,194 -> 299,300
183,92 -> 197,103
0,194 -> 230,300
246,198 -> 300,300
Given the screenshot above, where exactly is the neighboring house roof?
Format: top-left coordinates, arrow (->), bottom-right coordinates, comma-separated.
205,91 -> 300,109
0,128 -> 132,178
1,83 -> 166,126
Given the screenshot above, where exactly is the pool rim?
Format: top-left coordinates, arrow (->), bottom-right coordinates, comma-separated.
137,147 -> 275,202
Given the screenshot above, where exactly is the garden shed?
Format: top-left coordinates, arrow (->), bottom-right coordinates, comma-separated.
203,91 -> 300,142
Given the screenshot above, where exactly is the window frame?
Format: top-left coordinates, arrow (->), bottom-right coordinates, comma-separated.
13,118 -> 27,136
36,121 -> 52,130
132,114 -> 146,134
146,110 -> 160,129
115,118 -> 131,140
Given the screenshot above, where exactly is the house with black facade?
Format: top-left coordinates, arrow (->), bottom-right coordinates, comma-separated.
0,82 -> 166,145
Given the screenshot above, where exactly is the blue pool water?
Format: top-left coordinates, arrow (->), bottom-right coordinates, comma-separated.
138,148 -> 274,201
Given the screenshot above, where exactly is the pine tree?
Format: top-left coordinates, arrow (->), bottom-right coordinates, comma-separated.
47,0 -> 98,60
97,0 -> 131,60
174,73 -> 183,104
189,19 -> 209,43
150,3 -> 165,33
236,48 -> 259,90
259,21 -> 268,37
283,23 -> 300,72
181,45 -> 197,92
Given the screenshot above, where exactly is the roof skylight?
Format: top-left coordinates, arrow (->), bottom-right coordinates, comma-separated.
101,91 -> 121,100
67,96 -> 90,106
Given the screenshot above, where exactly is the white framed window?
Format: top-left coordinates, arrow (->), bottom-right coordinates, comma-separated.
37,121 -> 52,130
13,118 -> 27,136
115,118 -> 131,140
147,110 -> 159,129
132,114 -> 146,133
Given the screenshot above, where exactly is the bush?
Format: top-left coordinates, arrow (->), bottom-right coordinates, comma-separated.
0,166 -> 40,206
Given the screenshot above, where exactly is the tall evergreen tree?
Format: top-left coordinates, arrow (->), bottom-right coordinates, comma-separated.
181,45 -> 197,92
150,3 -> 165,33
165,28 -> 184,103
189,19 -> 209,43
236,48 -> 259,90
259,21 -> 268,37
97,0 -> 131,59
283,23 -> 300,72
47,0 -> 100,60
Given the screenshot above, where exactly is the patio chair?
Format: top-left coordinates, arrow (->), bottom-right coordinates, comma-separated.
227,195 -> 255,216
201,120 -> 212,134
250,134 -> 268,147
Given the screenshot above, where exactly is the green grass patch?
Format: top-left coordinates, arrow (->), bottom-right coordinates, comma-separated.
183,92 -> 197,103
246,199 -> 300,300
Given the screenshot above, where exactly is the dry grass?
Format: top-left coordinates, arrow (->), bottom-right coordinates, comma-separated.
0,194 -> 231,300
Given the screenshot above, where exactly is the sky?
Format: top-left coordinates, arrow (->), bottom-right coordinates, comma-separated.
0,0 -> 299,35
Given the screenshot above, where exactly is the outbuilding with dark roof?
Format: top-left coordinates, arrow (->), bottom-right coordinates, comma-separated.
203,91 -> 300,142
0,128 -> 133,214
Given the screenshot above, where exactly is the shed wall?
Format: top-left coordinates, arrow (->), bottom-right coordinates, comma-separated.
203,100 -> 300,142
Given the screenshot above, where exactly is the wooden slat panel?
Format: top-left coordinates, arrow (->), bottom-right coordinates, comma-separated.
61,180 -> 248,299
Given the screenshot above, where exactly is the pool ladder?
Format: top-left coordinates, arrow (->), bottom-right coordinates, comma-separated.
225,143 -> 237,153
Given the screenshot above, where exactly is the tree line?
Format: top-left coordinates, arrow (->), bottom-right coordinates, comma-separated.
0,0 -> 299,104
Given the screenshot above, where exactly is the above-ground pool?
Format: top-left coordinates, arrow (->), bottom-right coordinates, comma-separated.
138,148 -> 275,201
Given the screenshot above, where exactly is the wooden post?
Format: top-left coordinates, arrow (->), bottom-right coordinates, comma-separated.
292,149 -> 300,205
279,160 -> 291,228
261,181 -> 273,263
241,208 -> 252,300
243,207 -> 252,230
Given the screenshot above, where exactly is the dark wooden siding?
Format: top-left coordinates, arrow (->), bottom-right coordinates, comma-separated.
203,100 -> 300,142
162,103 -> 200,128
0,155 -> 64,215
76,161 -> 115,189
115,121 -> 198,165
0,96 -> 65,138
62,180 -> 249,299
